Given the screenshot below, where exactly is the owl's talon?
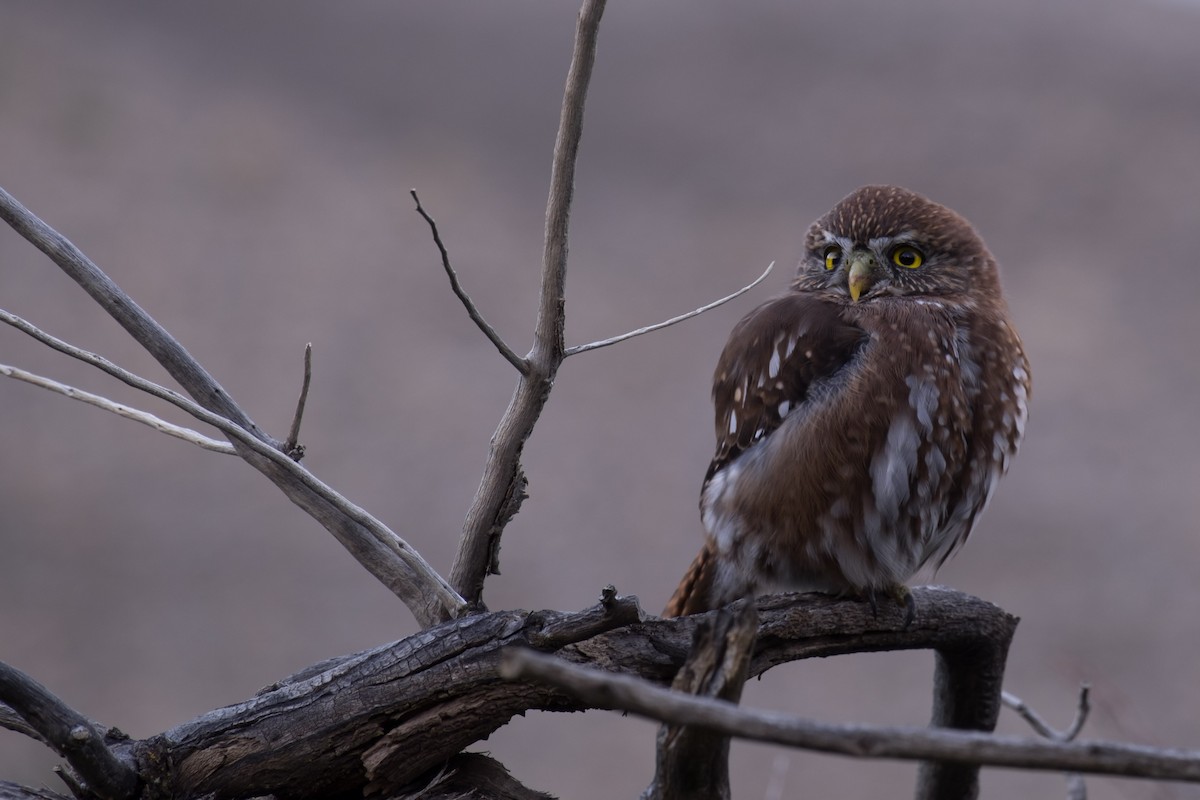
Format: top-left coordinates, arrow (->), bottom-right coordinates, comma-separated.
882,585 -> 916,629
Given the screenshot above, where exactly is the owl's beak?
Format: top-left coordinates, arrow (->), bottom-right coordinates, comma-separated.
847,251 -> 876,302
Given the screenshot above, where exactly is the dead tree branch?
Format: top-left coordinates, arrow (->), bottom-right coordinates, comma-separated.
1003,686 -> 1092,799
0,663 -> 137,800
1003,685 -> 1091,743
500,641 -> 1200,786
284,342 -> 313,460
0,363 -> 235,454
411,190 -> 528,374
0,198 -> 465,627
440,0 -> 608,620
564,261 -> 775,357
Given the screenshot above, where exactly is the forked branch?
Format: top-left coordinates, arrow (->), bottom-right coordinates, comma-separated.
438,0 -> 608,620
0,200 -> 464,627
0,662 -> 137,800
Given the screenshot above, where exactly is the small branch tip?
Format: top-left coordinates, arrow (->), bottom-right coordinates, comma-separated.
564,260 -> 776,357
411,190 -> 528,374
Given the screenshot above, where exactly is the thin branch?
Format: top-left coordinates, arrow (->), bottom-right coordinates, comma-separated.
0,307 -> 466,622
0,662 -> 137,800
284,342 -> 313,460
0,363 -> 236,454
1003,685 -> 1091,743
1004,685 -> 1092,800
0,308 -> 222,425
565,261 -> 775,356
499,648 -> 1200,785
0,199 -> 462,628
0,185 -> 276,447
411,190 -> 528,374
441,0 -> 607,620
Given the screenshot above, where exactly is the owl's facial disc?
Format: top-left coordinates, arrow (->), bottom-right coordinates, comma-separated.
847,250 -> 877,302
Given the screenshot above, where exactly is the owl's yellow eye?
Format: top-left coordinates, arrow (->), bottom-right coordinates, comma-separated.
891,245 -> 924,269
823,246 -> 842,271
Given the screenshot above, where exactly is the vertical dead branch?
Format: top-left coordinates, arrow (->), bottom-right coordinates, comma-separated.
441,0 -> 608,619
914,612 -> 1016,800
643,601 -> 759,800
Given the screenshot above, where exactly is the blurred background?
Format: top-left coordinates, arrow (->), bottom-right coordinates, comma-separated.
2,1 -> 1199,797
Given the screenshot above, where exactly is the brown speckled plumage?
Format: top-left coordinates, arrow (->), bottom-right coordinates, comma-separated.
665,186 -> 1030,618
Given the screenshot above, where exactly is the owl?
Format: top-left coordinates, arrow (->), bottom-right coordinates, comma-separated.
664,185 -> 1029,622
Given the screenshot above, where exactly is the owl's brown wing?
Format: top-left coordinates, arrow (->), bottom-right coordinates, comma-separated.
705,293 -> 867,486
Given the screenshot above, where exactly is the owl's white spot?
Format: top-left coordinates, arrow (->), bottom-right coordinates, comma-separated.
729,410 -> 738,435
785,336 -> 798,359
906,375 -> 939,435
778,400 -> 791,417
870,413 -> 919,526
733,387 -> 743,402
925,445 -> 947,482
768,349 -> 781,378
804,349 -> 814,359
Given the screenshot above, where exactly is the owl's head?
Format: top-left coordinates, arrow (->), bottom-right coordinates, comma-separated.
794,185 -> 997,304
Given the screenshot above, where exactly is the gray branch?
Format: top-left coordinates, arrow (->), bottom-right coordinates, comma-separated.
440,0 -> 608,619
0,663 -> 137,800
0,363 -> 236,454
500,643 -> 1200,786
564,261 -> 775,357
411,190 -> 528,374
0,199 -> 464,628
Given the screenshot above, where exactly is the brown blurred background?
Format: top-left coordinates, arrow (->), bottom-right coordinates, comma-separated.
3,1 -> 1200,797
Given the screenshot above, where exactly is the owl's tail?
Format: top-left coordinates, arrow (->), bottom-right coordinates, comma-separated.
662,538 -> 719,617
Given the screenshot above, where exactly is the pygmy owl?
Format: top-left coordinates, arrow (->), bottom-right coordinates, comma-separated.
664,185 -> 1030,621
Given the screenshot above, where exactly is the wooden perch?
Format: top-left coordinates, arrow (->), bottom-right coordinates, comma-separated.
643,600 -> 759,800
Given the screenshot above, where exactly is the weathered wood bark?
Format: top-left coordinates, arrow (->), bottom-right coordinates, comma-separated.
643,602 -> 758,800
32,588 -> 1006,800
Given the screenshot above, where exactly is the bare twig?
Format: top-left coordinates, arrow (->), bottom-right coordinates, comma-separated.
0,185 -> 276,447
499,648 -> 1200,784
0,662 -> 137,800
1003,685 -> 1091,743
1003,685 -> 1092,799
0,363 -> 236,454
440,0 -> 608,620
284,342 -> 313,460
411,190 -> 528,374
0,306 -> 465,622
565,261 -> 776,356
0,197 -> 462,628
